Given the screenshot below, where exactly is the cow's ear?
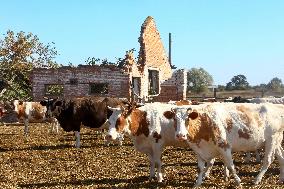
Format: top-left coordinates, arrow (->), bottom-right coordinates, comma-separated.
55,101 -> 62,106
188,111 -> 199,120
123,107 -> 134,117
122,100 -> 131,107
135,103 -> 144,108
163,111 -> 175,119
40,101 -> 47,106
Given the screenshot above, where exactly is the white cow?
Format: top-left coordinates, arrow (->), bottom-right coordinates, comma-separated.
106,102 -> 192,182
251,96 -> 284,104
165,102 -> 284,186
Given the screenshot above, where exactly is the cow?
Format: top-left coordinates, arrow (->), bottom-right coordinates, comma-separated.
41,97 -> 127,148
168,99 -> 200,106
105,102 -> 222,182
165,102 -> 284,186
0,101 -> 18,124
202,98 -> 217,103
244,96 -> 284,162
12,100 -> 59,136
251,96 -> 284,105
224,97 -> 260,163
224,96 -> 251,103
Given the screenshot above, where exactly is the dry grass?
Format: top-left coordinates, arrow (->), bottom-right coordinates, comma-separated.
0,123 -> 283,189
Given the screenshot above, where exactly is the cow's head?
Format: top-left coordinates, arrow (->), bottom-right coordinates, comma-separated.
105,106 -> 128,141
105,101 -> 144,141
40,97 -> 61,118
13,100 -> 22,112
164,107 -> 199,141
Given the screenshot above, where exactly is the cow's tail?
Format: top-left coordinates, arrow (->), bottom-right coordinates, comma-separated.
281,116 -> 284,130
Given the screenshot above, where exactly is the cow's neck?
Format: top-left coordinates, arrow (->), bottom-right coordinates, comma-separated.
128,110 -> 150,137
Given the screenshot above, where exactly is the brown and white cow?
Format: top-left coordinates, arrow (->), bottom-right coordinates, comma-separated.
106,102 -> 217,182
42,97 -> 127,148
13,100 -> 59,136
168,99 -> 200,106
165,102 -> 284,186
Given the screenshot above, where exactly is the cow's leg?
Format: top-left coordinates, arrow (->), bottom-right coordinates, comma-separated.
155,155 -> 163,182
55,120 -> 59,133
50,118 -> 59,134
245,150 -> 261,163
152,144 -> 164,182
254,136 -> 276,185
255,149 -> 261,163
24,119 -> 29,137
117,134 -> 124,146
194,155 -> 206,187
203,158 -> 215,179
219,148 -> 241,186
275,146 -> 284,183
50,121 -> 56,133
148,154 -> 155,180
74,131 -> 81,148
104,131 -> 110,146
49,122 -> 54,133
224,165 -> 230,181
202,158 -> 230,181
104,137 -> 110,146
244,152 -> 251,163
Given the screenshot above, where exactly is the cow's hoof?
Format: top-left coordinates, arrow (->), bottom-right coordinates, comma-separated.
193,183 -> 201,188
253,179 -> 261,185
277,179 -> 284,184
158,178 -> 164,183
149,176 -> 156,181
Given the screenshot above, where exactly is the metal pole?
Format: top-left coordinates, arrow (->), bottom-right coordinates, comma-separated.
169,33 -> 172,66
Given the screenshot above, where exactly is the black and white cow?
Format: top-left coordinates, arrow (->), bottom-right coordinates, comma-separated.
41,97 -> 128,148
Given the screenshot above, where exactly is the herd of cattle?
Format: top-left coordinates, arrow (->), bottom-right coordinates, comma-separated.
1,95 -> 284,187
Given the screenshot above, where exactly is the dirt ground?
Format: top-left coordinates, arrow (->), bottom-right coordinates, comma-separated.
0,123 -> 283,189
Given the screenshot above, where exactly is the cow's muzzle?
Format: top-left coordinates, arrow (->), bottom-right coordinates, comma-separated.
105,134 -> 115,141
176,133 -> 187,141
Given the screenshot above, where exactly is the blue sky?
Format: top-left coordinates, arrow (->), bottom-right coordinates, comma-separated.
1,0 -> 284,86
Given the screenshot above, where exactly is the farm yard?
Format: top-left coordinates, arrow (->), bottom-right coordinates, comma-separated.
0,123 -> 283,189
1,1 -> 284,188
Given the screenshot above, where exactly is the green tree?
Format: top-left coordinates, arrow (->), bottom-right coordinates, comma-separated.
85,57 -> 101,66
187,68 -> 213,93
226,74 -> 249,90
0,30 -> 59,101
253,83 -> 268,97
267,77 -> 283,91
85,48 -> 136,67
217,85 -> 226,92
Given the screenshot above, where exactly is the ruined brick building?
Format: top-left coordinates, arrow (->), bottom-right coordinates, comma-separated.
31,16 -> 187,102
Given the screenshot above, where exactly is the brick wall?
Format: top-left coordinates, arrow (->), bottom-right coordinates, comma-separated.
175,69 -> 188,100
136,16 -> 174,100
136,16 -> 187,102
138,16 -> 172,80
153,69 -> 188,102
31,65 -> 130,101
